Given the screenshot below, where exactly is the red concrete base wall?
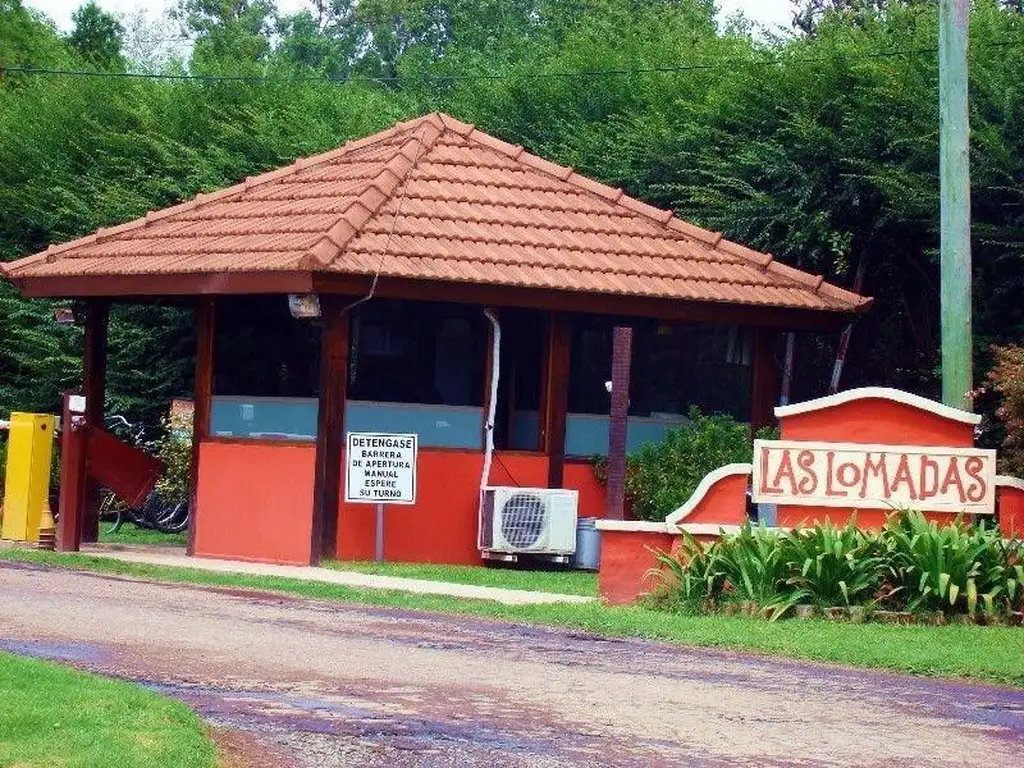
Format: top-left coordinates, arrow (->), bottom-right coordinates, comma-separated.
194,442 -> 610,567
780,398 -> 975,447
598,529 -> 676,605
194,440 -> 316,565
336,451 -> 551,564
599,528 -> 726,605
775,508 -> 966,529
999,485 -> 1024,539
564,461 -> 607,520
680,471 -> 750,525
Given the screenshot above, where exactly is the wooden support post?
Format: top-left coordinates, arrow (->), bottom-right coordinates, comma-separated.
186,297 -> 215,557
751,328 -> 780,434
604,326 -> 633,520
540,313 -> 570,488
939,0 -> 973,409
81,301 -> 109,543
310,296 -> 349,565
56,392 -> 87,552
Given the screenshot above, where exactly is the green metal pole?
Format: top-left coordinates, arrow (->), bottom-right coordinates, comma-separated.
939,0 -> 973,410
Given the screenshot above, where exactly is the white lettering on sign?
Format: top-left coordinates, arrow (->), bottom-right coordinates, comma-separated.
751,440 -> 996,514
345,432 -> 417,505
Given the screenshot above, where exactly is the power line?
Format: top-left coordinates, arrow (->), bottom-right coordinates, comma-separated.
2,39 -> 1022,87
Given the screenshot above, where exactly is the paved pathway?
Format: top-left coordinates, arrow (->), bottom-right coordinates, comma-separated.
2,561 -> 1023,767
80,545 -> 593,606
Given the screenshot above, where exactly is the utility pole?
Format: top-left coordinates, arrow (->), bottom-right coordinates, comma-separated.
939,0 -> 973,409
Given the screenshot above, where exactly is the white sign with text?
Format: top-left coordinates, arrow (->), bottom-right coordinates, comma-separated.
345,432 -> 418,505
752,439 -> 996,514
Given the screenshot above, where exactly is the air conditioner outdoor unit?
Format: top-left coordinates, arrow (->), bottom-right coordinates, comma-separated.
479,486 -> 578,557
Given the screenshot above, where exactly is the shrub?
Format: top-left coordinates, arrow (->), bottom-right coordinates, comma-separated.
775,519 -> 887,615
648,511 -> 1024,623
595,407 -> 762,522
982,344 -> 1024,476
714,523 -> 791,606
882,511 -> 1021,618
648,530 -> 724,613
151,417 -> 191,504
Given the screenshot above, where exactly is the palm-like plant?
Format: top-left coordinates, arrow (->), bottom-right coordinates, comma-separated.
773,519 -> 888,618
647,530 -> 723,612
882,511 -> 1019,617
714,523 -> 790,606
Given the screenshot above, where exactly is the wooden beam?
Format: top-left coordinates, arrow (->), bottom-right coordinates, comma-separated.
81,300 -> 109,543
186,296 -> 215,556
541,313 -> 571,488
16,271 -> 315,299
751,328 -> 780,434
13,272 -> 866,332
56,393 -> 87,552
604,326 -> 633,520
310,296 -> 350,565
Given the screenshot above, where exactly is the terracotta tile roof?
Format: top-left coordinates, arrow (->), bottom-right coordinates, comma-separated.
1,112 -> 869,314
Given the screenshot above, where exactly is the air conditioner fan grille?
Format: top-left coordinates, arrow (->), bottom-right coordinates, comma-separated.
500,492 -> 546,549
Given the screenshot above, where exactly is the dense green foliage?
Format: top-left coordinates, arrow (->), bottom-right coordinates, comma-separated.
1,0 -> 1024,434
651,511 -> 1024,622
595,408 -> 759,521
0,651 -> 216,767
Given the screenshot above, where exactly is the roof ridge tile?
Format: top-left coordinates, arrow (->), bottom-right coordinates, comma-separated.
301,122 -> 444,270
716,239 -> 773,267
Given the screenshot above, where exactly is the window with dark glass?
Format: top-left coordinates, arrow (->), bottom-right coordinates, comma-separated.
213,295 -> 319,398
493,309 -> 545,450
348,300 -> 486,406
567,317 -> 753,420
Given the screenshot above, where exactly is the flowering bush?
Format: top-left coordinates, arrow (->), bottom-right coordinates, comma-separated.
982,344 -> 1024,476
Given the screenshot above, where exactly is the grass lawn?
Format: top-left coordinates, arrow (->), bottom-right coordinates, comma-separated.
327,559 -> 598,596
98,523 -> 187,546
0,651 -> 216,768
4,548 -> 1024,687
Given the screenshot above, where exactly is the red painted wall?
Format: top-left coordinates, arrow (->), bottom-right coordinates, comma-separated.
194,441 -> 315,565
194,442 -> 610,566
999,485 -> 1024,539
681,472 -> 749,525
780,398 -> 974,447
563,460 -> 607,520
599,529 -> 675,605
336,450 -> 550,564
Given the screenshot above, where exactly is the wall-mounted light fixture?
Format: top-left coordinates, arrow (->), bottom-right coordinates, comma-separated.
288,293 -> 321,319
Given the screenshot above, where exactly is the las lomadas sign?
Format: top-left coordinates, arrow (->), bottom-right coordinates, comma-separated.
752,439 -> 996,514
345,432 -> 417,504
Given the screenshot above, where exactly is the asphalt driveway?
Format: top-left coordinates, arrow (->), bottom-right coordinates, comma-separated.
2,561 -> 1022,767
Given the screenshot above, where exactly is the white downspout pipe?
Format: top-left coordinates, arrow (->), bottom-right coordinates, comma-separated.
480,309 -> 501,496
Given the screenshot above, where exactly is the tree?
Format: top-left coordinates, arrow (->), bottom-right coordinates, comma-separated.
0,0 -> 72,81
67,1 -> 125,69
173,0 -> 276,68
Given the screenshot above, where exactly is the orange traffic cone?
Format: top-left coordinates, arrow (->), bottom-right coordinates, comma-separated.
36,502 -> 56,551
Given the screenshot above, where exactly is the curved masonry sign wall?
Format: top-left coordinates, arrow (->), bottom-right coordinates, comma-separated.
752,440 -> 996,514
